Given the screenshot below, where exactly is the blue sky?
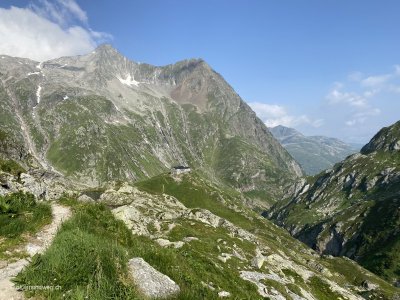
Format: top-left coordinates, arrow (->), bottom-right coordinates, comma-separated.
1,0 -> 399,143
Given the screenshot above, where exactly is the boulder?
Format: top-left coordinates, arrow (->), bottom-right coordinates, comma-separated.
183,236 -> 199,242
251,255 -> 265,269
19,173 -> 46,198
118,183 -> 135,194
156,238 -> 172,248
361,280 -> 378,291
218,290 -> 231,297
128,258 -> 180,298
155,238 -> 184,249
77,194 -> 95,202
99,189 -> 133,205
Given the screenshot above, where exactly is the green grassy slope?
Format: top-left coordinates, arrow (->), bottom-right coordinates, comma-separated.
0,192 -> 52,261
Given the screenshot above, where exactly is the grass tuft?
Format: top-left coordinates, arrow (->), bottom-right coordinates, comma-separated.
15,202 -> 138,299
0,192 -> 52,260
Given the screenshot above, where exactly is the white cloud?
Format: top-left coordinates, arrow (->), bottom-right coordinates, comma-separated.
248,102 -> 323,128
58,0 -> 88,23
316,64 -> 400,143
333,65 -> 400,107
326,79 -> 383,131
326,87 -> 367,107
0,1 -> 111,61
30,0 -> 88,26
345,108 -> 381,126
349,65 -> 400,89
395,65 -> 400,75
388,85 -> 400,94
361,74 -> 391,87
363,90 -> 378,98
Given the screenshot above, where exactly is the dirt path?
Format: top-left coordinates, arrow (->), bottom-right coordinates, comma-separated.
0,204 -> 71,300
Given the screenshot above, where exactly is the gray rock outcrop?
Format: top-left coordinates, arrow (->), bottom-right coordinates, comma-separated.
128,257 -> 180,298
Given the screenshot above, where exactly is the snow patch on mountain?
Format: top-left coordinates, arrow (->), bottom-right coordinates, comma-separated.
117,74 -> 140,87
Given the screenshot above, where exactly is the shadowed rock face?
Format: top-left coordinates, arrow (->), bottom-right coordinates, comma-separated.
0,45 -> 302,200
268,120 -> 400,284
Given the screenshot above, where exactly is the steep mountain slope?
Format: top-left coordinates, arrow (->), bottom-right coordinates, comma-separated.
0,45 -> 301,203
2,168 -> 398,299
268,121 -> 400,285
270,125 -> 357,175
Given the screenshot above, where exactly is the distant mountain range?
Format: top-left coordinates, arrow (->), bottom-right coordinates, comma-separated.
270,125 -> 358,175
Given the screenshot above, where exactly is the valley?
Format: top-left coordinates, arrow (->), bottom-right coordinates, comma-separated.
0,47 -> 399,299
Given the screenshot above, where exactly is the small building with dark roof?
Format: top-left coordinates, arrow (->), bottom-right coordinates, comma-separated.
171,165 -> 191,175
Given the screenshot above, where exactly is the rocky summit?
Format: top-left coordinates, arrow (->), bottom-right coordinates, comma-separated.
0,44 -> 301,204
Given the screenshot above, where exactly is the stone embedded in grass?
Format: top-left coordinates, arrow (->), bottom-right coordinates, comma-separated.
128,257 -> 180,298
218,290 -> 231,297
25,243 -> 41,256
218,253 -> 232,263
77,194 -> 94,202
155,238 -> 184,249
201,281 -> 216,291
182,236 -> 199,242
251,255 -> 265,269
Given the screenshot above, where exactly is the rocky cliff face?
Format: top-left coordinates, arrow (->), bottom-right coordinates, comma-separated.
270,125 -> 357,175
0,45 -> 301,202
268,121 -> 400,285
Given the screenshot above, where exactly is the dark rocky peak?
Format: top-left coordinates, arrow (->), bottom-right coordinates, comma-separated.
361,120 -> 400,154
164,58 -> 209,73
155,58 -> 211,84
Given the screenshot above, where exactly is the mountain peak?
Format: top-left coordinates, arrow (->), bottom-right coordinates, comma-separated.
95,43 -> 119,54
163,58 -> 210,75
270,125 -> 303,138
361,120 -> 400,154
91,43 -> 130,65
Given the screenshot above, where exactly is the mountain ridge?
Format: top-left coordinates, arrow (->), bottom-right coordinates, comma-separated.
0,45 -> 302,203
268,120 -> 400,285
270,125 -> 357,175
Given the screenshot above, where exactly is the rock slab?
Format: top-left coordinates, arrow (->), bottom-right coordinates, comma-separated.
128,257 -> 180,298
